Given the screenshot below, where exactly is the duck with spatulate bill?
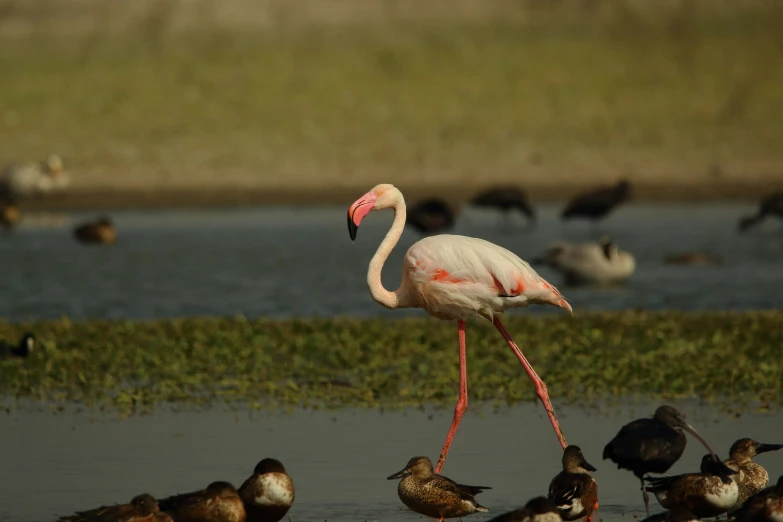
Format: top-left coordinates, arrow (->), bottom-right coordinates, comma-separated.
57,493 -> 172,522
548,445 -> 599,522
157,481 -> 245,522
735,475 -> 783,522
603,405 -> 723,517
487,496 -> 562,522
645,453 -> 738,518
238,458 -> 295,522
387,456 -> 490,521
724,438 -> 783,513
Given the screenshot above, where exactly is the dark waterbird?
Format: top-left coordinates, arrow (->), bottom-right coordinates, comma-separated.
57,493 -> 172,522
73,215 -> 116,244
406,197 -> 458,235
238,458 -> 295,522
548,445 -> 599,522
387,456 -> 490,521
487,496 -> 562,522
157,481 -> 246,522
561,180 -> 630,222
738,191 -> 783,232
603,405 -> 721,517
0,332 -> 35,358
724,438 -> 783,512
645,453 -> 739,518
470,186 -> 535,229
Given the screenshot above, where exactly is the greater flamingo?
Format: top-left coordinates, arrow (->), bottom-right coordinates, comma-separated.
347,184 -> 572,473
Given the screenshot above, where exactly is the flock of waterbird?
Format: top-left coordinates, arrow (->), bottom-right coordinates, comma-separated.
2,173 -> 782,522
342,183 -> 783,521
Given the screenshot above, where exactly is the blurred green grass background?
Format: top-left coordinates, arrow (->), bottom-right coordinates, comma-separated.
1,0 -> 782,195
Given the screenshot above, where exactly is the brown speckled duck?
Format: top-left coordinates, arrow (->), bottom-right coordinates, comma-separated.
735,475 -> 783,522
548,445 -> 599,522
238,458 -> 295,522
487,496 -> 562,522
157,481 -> 245,522
57,493 -> 172,522
387,456 -> 490,521
73,216 -> 116,245
645,454 -> 739,518
724,438 -> 783,513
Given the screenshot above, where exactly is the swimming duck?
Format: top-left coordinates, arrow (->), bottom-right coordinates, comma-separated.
73,216 -> 116,244
639,507 -> 700,522
533,237 -> 635,285
561,179 -> 630,223
645,453 -> 739,518
549,445 -> 599,522
238,458 -> 295,522
738,191 -> 783,232
603,405 -> 723,517
157,481 -> 246,522
663,252 -> 723,266
0,154 -> 69,198
0,199 -> 20,232
724,438 -> 783,512
387,456 -> 490,521
470,186 -> 536,229
487,496 -> 562,522
735,475 -> 783,522
0,332 -> 35,358
57,493 -> 172,522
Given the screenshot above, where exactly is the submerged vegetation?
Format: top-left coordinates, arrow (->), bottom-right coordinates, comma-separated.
0,313 -> 781,414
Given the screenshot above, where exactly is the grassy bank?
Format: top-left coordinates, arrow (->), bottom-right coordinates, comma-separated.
1,313 -> 781,414
1,1 -> 783,195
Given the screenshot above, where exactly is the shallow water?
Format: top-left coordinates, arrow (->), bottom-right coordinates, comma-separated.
1,402 -> 782,522
1,203 -> 782,321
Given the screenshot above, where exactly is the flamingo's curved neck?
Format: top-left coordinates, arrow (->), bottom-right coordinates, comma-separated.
368,196 -> 408,309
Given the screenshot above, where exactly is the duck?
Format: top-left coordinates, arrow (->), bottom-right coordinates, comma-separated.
724,438 -> 783,512
639,507 -> 700,522
406,197 -> 458,235
0,154 -> 70,198
663,252 -> 723,266
644,453 -> 739,518
548,445 -> 599,522
387,456 -> 490,521
238,458 -> 295,522
561,179 -> 630,223
470,186 -> 536,229
73,216 -> 116,244
735,475 -> 783,522
603,405 -> 724,517
0,332 -> 35,358
157,481 -> 246,522
533,237 -> 635,285
57,493 -> 173,522
487,496 -> 562,522
738,191 -> 783,232
0,198 -> 21,232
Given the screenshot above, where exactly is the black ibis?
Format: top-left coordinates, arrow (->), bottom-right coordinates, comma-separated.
406,197 -> 457,235
603,405 -> 721,517
470,186 -> 535,229
561,180 -> 630,223
738,191 -> 783,232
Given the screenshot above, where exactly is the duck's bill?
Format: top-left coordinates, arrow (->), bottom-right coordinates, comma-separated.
582,458 -> 598,472
757,443 -> 783,454
387,468 -> 411,480
714,460 -> 738,476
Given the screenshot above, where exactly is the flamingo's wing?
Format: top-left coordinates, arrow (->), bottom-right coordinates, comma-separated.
405,235 -> 570,319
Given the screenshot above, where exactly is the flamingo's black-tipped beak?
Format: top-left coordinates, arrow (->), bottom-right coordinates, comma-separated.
387,467 -> 411,480
348,212 -> 359,241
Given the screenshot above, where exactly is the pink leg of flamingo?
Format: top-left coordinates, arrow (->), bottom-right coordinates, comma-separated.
348,184 -> 571,473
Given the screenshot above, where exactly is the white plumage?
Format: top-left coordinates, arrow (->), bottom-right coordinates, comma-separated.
535,239 -> 635,286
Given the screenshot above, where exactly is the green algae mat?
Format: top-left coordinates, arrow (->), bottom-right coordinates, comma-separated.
1,313 -> 781,414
